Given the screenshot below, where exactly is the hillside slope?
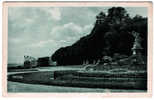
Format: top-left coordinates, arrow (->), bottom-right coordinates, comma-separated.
51,7 -> 147,65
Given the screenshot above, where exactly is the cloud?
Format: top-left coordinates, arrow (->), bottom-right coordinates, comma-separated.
28,22 -> 92,49
51,23 -> 81,38
83,24 -> 93,35
50,8 -> 61,21
50,22 -> 93,42
24,22 -> 94,55
41,7 -> 61,21
8,7 -> 147,64
28,40 -> 55,47
9,38 -> 22,44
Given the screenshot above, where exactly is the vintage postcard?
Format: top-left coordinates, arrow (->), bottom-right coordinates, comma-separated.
2,1 -> 153,97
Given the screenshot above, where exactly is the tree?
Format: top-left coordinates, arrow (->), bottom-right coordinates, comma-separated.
107,7 -> 127,24
51,7 -> 147,66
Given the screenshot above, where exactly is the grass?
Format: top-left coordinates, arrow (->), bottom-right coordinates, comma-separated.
7,64 -> 147,91
8,70 -> 147,90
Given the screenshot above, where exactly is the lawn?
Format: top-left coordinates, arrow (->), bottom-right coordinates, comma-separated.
7,65 -> 147,92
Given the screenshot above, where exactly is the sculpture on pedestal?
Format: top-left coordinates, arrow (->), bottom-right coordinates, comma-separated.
131,31 -> 144,64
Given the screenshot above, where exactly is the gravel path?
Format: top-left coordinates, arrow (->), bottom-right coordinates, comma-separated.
7,81 -> 146,93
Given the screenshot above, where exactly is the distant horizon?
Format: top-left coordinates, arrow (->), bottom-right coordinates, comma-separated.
8,7 -> 147,64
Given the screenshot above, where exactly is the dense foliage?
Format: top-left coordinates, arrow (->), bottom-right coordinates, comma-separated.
51,7 -> 147,65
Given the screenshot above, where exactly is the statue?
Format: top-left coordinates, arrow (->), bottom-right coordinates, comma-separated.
131,31 -> 143,55
131,31 -> 144,64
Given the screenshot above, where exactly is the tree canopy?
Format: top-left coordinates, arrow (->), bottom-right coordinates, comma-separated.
51,7 -> 147,65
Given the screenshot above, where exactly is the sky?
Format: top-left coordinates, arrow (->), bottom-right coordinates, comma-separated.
8,7 -> 147,64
